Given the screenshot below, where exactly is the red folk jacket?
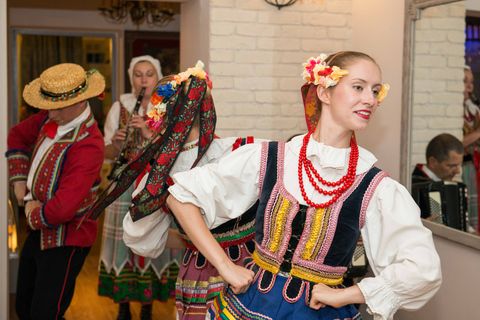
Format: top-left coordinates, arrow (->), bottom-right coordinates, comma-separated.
7,110 -> 104,250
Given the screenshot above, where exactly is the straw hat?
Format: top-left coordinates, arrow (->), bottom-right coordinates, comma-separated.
23,63 -> 106,110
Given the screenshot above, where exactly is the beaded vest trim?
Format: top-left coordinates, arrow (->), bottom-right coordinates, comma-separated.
252,141 -> 386,286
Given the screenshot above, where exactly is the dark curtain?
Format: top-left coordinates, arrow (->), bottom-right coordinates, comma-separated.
20,35 -> 83,107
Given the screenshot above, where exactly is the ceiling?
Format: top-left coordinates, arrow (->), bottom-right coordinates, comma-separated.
7,0 -> 180,14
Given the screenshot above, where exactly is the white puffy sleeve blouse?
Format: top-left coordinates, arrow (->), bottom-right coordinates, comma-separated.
168,134 -> 442,320
122,137 -> 266,258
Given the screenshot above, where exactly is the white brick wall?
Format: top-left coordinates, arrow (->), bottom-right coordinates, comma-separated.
410,1 -> 465,169
209,0 -> 353,140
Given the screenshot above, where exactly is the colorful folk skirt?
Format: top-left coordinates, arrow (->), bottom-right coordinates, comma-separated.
98,261 -> 179,303
207,260 -> 361,320
98,183 -> 182,303
463,158 -> 479,231
175,236 -> 255,319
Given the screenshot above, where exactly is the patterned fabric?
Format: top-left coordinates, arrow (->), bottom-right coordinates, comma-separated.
209,278 -> 362,320
463,108 -> 480,232
171,139 -> 257,320
98,261 -> 179,303
131,76 -> 216,221
174,198 -> 257,320
85,75 -> 217,223
463,159 -> 479,231
99,161 -> 181,303
6,149 -> 30,184
208,141 -> 385,320
119,104 -> 149,159
301,83 -> 319,132
26,113 -> 100,250
176,240 -> 254,320
253,142 -> 386,286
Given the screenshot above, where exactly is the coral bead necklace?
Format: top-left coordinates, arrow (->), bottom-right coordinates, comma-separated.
298,131 -> 359,208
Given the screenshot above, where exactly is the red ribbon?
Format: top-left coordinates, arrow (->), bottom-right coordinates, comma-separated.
42,121 -> 59,139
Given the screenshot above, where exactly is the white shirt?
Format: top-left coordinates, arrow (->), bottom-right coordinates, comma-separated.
122,137 -> 266,258
168,134 -> 442,320
421,164 -> 441,182
24,105 -> 91,201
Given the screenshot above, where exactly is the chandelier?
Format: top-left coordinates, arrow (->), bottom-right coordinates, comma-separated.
98,1 -> 175,27
265,0 -> 297,10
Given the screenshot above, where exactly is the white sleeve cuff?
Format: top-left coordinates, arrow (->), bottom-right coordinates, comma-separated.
358,276 -> 401,320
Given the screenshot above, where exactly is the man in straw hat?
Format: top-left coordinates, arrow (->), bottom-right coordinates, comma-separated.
6,63 -> 106,320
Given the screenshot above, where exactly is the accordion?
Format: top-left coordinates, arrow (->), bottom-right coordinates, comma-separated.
345,243 -> 369,279
411,181 -> 469,232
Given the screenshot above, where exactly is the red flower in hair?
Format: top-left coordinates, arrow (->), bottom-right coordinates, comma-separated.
188,88 -> 201,100
151,93 -> 163,105
174,121 -> 186,133
317,67 -> 333,76
157,153 -> 170,165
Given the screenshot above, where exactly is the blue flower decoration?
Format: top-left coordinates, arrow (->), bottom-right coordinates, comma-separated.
156,82 -> 175,99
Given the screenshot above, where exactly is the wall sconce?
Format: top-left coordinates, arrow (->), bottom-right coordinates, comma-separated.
99,1 -> 175,28
265,0 -> 298,10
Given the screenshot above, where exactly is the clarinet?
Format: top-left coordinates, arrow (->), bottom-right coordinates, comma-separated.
108,87 -> 146,181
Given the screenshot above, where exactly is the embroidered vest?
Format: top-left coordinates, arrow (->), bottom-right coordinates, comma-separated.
252,141 -> 388,286
175,137 -> 258,269
119,104 -> 148,159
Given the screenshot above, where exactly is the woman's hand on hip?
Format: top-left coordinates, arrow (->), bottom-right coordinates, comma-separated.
218,262 -> 254,295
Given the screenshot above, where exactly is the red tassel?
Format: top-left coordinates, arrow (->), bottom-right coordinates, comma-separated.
97,92 -> 105,100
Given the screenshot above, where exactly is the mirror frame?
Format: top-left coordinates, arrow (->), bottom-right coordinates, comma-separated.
401,0 -> 480,250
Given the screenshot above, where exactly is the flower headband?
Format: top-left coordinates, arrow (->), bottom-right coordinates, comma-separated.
147,60 -> 211,131
302,54 -> 349,89
301,53 -> 390,103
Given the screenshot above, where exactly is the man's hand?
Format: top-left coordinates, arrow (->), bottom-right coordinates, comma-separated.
14,182 -> 26,207
25,200 -> 44,215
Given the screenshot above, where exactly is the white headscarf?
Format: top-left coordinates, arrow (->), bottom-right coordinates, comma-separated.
127,55 -> 163,96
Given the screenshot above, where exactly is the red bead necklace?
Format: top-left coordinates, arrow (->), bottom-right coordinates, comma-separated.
298,131 -> 359,208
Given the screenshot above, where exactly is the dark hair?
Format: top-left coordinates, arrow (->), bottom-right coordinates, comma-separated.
426,133 -> 463,163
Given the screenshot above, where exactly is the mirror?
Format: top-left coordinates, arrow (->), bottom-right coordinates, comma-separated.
401,0 -> 480,249
10,28 -> 119,129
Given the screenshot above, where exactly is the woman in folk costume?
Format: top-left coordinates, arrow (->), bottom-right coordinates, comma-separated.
462,66 -> 480,232
166,51 -> 442,320
87,61 -> 262,320
99,55 -> 177,320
